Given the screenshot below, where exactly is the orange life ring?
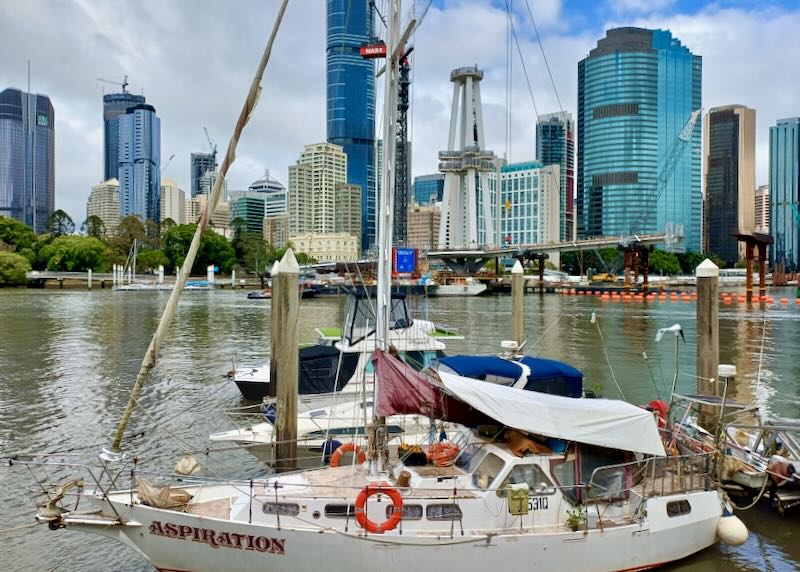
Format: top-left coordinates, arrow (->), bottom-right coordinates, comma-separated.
355,482 -> 403,534
329,442 -> 366,467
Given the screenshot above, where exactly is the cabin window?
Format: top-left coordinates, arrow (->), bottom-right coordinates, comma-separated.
581,446 -> 628,501
262,502 -> 300,516
471,453 -> 505,490
551,453 -> 579,504
426,504 -> 463,521
386,504 -> 423,520
500,464 -> 556,495
324,504 -> 356,518
666,500 -> 691,517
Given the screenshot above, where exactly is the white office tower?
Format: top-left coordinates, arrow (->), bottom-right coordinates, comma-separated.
438,66 -> 498,248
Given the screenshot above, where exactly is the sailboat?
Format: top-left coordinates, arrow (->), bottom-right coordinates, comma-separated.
22,3 -> 746,571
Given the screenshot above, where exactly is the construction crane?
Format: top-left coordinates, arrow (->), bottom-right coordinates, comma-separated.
361,38 -> 413,244
96,75 -> 129,94
203,126 -> 218,170
623,107 -> 704,249
161,153 -> 176,176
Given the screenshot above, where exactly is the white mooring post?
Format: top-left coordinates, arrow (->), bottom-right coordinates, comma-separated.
158,265 -> 164,284
88,268 -> 92,290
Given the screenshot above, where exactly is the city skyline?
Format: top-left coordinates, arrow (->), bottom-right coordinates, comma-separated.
0,1 -> 799,225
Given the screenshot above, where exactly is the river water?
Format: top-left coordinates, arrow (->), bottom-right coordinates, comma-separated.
0,288 -> 798,571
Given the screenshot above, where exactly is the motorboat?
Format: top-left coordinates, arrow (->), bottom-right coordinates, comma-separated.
230,291 -> 462,404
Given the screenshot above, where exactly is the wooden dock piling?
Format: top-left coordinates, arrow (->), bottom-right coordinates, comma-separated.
271,249 -> 299,472
696,259 -> 719,398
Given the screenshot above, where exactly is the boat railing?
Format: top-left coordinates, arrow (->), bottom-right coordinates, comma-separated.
588,452 -> 713,500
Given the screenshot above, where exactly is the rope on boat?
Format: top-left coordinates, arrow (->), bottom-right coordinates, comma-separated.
722,473 -> 770,511
110,0 -> 290,451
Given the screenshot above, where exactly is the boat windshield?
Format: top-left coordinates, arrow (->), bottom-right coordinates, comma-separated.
343,294 -> 412,345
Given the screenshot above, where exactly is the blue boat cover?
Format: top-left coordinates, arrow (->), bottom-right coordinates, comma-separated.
519,356 -> 583,398
438,355 -> 523,385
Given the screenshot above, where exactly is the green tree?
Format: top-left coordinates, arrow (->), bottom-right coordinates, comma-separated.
0,216 -> 36,250
705,252 -> 727,269
137,249 -> 169,272
163,224 -> 236,275
160,218 -> 177,236
677,251 -> 704,274
109,215 -> 146,257
81,215 -> 107,239
47,209 -> 75,236
0,251 -> 31,285
144,219 -> 161,250
240,233 -> 270,274
648,249 -> 681,276
39,236 -> 109,271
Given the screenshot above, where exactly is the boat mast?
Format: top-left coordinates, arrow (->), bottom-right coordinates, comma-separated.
371,0 -> 415,472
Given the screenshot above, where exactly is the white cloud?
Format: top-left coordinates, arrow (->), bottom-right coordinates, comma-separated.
0,0 -> 796,222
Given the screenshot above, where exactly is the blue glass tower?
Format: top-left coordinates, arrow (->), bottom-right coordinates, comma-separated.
769,117 -> 800,271
327,0 -> 375,252
0,88 -> 55,234
103,92 -> 146,181
413,174 -> 444,206
577,28 -> 702,252
118,104 -> 161,223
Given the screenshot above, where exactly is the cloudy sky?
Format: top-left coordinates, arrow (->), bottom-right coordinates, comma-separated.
1,0 -> 798,223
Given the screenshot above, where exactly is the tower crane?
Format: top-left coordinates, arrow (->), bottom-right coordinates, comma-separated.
360,37 -> 413,244
623,107 -> 703,249
203,127 -> 218,169
96,75 -> 130,93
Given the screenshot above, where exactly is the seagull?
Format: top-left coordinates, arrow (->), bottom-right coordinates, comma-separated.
655,324 -> 684,343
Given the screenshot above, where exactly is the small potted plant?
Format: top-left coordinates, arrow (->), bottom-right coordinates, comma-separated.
566,506 -> 586,531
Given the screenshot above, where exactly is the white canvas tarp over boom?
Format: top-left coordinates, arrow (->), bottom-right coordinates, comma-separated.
439,371 -> 666,456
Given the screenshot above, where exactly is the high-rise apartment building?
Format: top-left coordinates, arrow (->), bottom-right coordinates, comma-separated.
577,28 -> 702,252
159,178 -> 185,225
496,162 -> 560,247
702,105 -> 755,266
184,194 -> 230,237
287,142 -> 348,236
190,152 -> 216,197
118,103 -> 161,223
536,112 -> 575,241
103,91 -> 145,181
335,183 -> 362,246
413,174 -> 445,206
86,179 -> 120,234
0,88 -> 55,233
198,169 -> 227,199
407,204 -> 441,252
755,184 -> 769,234
769,117 -> 800,270
327,0 -> 376,251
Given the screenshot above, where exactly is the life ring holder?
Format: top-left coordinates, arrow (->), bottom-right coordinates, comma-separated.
329,442 -> 367,467
355,482 -> 404,534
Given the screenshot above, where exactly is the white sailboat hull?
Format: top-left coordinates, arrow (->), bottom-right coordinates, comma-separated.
63,490 -> 721,572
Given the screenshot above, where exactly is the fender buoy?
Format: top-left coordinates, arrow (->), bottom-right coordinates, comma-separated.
355,482 -> 403,534
329,442 -> 366,467
647,399 -> 669,429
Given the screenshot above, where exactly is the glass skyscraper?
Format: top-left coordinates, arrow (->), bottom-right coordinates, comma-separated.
0,88 -> 55,234
769,117 -> 800,271
326,0 -> 375,252
103,92 -> 146,181
190,152 -> 216,197
536,112 -> 575,241
577,27 -> 702,252
118,104 -> 161,223
413,173 -> 444,206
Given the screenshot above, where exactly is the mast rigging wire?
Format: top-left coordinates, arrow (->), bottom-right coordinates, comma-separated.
111,0 -> 290,450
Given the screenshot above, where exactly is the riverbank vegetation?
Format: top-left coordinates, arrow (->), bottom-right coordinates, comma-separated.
0,214 -> 314,284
